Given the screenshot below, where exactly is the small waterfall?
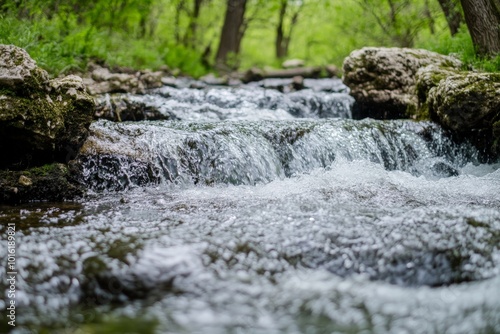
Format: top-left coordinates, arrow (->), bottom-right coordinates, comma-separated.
94,84 -> 354,122
74,119 -> 478,191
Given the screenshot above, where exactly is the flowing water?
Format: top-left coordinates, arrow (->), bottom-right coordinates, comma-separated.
1,79 -> 500,333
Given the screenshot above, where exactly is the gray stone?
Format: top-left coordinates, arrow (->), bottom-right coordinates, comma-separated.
342,47 -> 462,119
85,66 -> 164,95
94,94 -> 170,122
200,73 -> 229,86
426,72 -> 500,158
0,44 -> 94,169
282,59 -> 305,69
0,44 -> 48,89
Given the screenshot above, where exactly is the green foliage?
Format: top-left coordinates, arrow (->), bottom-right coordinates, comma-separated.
1,0 -> 498,77
0,0 -> 212,77
161,43 -> 209,78
416,25 -> 500,72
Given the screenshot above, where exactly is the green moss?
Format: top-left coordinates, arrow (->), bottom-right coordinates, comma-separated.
0,87 -> 15,96
466,218 -> 489,228
405,103 -> 419,119
26,163 -> 68,177
0,163 -> 84,203
1,94 -> 65,141
26,314 -> 159,334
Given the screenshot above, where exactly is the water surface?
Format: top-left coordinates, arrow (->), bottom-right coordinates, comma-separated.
1,80 -> 499,333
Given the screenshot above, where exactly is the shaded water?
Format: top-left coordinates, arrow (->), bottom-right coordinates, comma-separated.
1,80 -> 500,333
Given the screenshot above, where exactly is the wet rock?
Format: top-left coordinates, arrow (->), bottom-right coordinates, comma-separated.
0,163 -> 84,203
140,70 -> 164,89
94,94 -> 171,121
427,72 -> 500,159
291,76 -> 304,90
83,65 -> 164,95
342,47 -> 462,119
200,73 -> 229,86
0,44 -> 94,169
161,76 -> 179,87
247,77 -> 305,93
242,67 -> 264,83
429,161 -> 459,178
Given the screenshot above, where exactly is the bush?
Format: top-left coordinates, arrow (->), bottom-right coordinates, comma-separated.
416,24 -> 500,72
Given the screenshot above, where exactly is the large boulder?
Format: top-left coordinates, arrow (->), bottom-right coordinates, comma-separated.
342,47 -> 462,119
0,44 -> 94,169
426,72 -> 500,159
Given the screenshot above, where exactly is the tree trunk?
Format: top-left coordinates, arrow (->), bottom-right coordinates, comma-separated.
460,0 -> 500,56
276,0 -> 288,59
215,0 -> 247,70
424,0 -> 436,34
437,0 -> 463,36
184,0 -> 203,48
174,0 -> 187,44
275,0 -> 301,59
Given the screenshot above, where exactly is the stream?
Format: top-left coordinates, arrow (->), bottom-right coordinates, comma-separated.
1,79 -> 500,333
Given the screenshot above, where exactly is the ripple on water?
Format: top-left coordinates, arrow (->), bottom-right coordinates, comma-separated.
2,158 -> 500,333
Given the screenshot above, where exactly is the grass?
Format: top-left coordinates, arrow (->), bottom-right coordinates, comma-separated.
1,4 -> 500,78
416,24 -> 500,72
0,14 -> 208,77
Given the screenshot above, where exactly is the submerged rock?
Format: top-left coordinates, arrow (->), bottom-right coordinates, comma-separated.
342,47 -> 462,119
0,44 -> 94,169
427,72 -> 500,159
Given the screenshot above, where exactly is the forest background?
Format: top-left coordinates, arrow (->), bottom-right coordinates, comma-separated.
0,0 -> 499,78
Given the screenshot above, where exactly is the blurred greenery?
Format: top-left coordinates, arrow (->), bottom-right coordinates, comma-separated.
0,0 -> 498,77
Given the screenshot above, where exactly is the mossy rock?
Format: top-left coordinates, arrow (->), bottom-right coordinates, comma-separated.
342,47 -> 462,119
0,45 -> 95,169
414,65 -> 462,120
0,163 -> 84,203
427,72 -> 500,160
0,44 -> 49,94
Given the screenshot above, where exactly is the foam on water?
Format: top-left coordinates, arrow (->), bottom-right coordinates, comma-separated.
2,159 -> 499,333
75,119 -> 476,191
96,84 -> 354,122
